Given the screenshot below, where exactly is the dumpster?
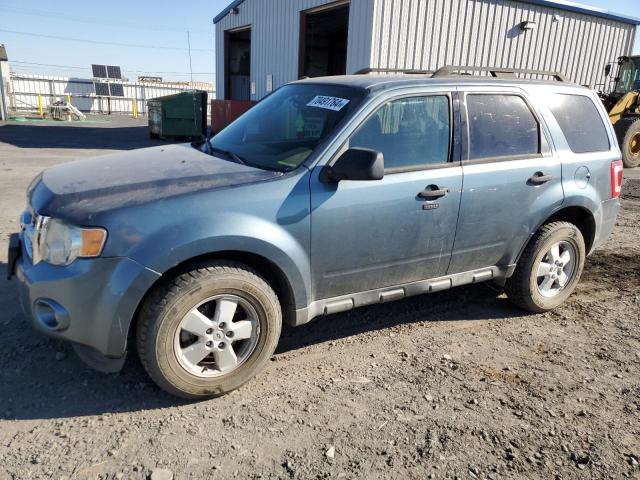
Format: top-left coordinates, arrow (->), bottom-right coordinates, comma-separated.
148,90 -> 208,140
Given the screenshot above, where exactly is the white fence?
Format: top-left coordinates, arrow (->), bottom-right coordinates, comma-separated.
6,73 -> 215,116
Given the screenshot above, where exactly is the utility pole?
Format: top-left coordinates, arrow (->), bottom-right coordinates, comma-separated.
0,44 -> 8,121
187,31 -> 194,88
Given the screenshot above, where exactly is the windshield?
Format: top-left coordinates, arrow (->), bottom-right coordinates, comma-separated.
205,84 -> 366,171
615,58 -> 640,94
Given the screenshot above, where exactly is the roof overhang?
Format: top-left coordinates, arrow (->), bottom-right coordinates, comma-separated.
213,0 -> 246,24
520,0 -> 640,25
213,0 -> 640,26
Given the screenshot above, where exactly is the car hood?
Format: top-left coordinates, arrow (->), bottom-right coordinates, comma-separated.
29,143 -> 282,223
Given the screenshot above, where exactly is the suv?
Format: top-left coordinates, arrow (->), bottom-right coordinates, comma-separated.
8,69 -> 623,398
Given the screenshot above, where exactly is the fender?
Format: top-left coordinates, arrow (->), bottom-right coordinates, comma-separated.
124,212 -> 312,309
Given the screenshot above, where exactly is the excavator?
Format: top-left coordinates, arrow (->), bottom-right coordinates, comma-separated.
600,56 -> 640,168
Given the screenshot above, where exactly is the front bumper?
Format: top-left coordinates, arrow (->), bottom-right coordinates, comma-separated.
12,234 -> 160,369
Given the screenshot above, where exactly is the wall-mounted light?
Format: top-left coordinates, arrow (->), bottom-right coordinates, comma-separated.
231,6 -> 239,14
520,20 -> 537,31
552,14 -> 561,23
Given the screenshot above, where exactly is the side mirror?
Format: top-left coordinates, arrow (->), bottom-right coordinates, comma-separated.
324,148 -> 384,182
604,64 -> 612,77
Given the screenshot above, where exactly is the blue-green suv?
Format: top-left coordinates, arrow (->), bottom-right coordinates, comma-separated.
9,71 -> 623,398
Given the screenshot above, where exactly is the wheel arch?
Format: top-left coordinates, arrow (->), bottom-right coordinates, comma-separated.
515,205 -> 596,266
138,249 -> 297,324
123,249 -> 302,359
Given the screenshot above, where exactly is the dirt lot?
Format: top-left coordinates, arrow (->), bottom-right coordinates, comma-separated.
0,118 -> 638,480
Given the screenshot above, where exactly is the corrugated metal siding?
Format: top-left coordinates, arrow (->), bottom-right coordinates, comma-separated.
370,0 -> 635,88
215,0 -> 636,100
215,0 -> 375,100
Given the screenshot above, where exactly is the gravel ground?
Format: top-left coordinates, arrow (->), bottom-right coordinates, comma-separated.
0,119 -> 638,480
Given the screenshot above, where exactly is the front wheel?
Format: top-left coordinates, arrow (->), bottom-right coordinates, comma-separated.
136,261 -> 282,399
505,222 -> 585,313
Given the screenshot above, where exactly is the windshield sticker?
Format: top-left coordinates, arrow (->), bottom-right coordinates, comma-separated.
307,96 -> 350,111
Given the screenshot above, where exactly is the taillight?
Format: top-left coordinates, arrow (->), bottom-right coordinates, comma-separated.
610,160 -> 623,198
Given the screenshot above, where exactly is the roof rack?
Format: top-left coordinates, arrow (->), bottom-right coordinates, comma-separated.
432,66 -> 569,82
354,67 -> 434,75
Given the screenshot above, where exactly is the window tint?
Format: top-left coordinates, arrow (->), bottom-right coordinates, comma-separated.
547,94 -> 610,153
350,96 -> 450,169
467,94 -> 540,160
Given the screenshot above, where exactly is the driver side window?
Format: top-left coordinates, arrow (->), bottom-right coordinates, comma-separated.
350,95 -> 451,170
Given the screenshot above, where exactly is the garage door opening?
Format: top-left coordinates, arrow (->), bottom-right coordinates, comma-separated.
225,27 -> 251,100
299,3 -> 349,79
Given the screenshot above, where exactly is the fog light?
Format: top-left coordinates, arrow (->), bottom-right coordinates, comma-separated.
34,299 -> 70,331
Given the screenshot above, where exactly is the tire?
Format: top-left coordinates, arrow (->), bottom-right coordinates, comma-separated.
136,261 -> 282,399
615,118 -> 640,168
505,222 -> 585,313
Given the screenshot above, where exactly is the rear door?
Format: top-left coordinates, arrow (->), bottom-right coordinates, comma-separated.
448,87 -> 564,274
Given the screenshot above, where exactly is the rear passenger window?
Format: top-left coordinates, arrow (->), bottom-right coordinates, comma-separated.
350,95 -> 450,170
548,94 -> 610,153
467,94 -> 540,160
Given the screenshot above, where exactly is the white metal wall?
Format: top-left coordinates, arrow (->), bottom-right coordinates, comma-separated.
215,0 -> 636,100
369,0 -> 635,88
215,0 -> 375,100
8,73 -> 216,115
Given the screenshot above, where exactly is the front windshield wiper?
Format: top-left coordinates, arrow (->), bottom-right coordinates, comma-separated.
195,138 -> 287,173
200,138 -> 248,166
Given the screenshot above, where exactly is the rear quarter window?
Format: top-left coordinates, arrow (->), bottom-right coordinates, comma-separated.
547,94 -> 610,153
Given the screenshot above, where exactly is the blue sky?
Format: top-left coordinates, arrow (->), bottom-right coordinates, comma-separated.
0,0 -> 638,84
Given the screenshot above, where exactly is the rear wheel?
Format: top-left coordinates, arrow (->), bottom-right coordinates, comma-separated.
136,261 -> 282,399
505,222 -> 585,313
615,118 -> 640,168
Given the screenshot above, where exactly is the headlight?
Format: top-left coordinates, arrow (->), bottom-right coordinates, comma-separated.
33,217 -> 107,266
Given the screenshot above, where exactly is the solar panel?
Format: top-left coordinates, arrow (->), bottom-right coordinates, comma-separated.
94,82 -> 109,96
92,64 -> 107,78
109,83 -> 124,97
107,65 -> 122,79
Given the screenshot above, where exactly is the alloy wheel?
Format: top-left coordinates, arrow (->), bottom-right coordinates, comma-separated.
536,241 -> 577,298
173,294 -> 260,377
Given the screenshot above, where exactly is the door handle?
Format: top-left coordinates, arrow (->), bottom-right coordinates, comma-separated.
418,186 -> 449,200
528,172 -> 553,185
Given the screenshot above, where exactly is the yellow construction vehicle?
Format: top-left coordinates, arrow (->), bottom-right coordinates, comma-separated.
601,56 -> 640,168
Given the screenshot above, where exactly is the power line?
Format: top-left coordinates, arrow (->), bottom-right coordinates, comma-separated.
0,29 -> 214,52
11,60 -> 215,75
0,4 -> 212,34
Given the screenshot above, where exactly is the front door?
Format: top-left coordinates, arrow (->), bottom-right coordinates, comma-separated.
448,89 -> 564,274
310,94 -> 462,300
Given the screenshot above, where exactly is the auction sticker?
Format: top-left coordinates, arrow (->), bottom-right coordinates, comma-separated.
307,96 -> 350,111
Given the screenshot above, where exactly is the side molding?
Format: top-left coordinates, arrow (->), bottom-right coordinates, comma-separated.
292,265 -> 515,326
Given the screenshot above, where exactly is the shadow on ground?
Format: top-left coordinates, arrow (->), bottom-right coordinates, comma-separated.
0,257 -> 527,421
0,124 -> 172,150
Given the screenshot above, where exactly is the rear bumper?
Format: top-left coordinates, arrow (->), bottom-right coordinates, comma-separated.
591,197 -> 620,253
14,241 -> 160,367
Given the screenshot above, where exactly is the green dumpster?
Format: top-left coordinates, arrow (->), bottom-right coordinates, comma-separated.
148,90 -> 208,140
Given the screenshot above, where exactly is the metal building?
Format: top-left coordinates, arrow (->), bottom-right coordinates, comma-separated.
213,0 -> 639,101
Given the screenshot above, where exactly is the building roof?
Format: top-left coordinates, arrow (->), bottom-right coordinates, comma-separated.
213,0 -> 640,26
